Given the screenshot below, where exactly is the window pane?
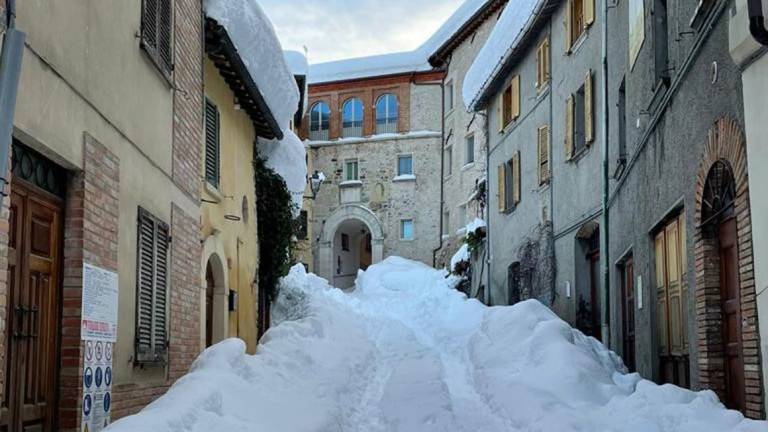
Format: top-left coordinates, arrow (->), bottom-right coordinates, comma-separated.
398,155 -> 413,175
310,102 -> 330,140
343,98 -> 364,137
401,219 -> 414,240
466,135 -> 475,164
376,94 -> 398,134
346,161 -> 359,181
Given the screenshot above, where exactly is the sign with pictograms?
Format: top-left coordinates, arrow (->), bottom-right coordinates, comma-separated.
81,263 -> 118,432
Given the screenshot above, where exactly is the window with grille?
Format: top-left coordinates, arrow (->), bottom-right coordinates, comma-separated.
135,207 -> 170,364
141,0 -> 173,78
376,94 -> 398,134
345,160 -> 359,181
204,98 -> 220,188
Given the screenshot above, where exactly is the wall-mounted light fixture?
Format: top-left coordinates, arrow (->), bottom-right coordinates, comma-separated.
308,170 -> 325,200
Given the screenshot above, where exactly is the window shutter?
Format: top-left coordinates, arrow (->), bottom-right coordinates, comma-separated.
538,126 -> 550,184
565,96 -> 574,160
158,0 -> 173,70
511,75 -> 521,120
585,70 -> 595,144
497,164 -> 506,212
142,0 -> 158,50
536,46 -> 543,88
135,208 -> 169,364
654,231 -> 669,356
565,0 -> 573,53
204,98 -> 220,188
665,221 -> 683,355
512,151 -> 521,206
497,93 -> 505,133
141,0 -> 173,74
585,0 -> 595,27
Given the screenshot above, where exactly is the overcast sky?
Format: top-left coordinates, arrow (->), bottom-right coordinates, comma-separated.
260,0 -> 466,64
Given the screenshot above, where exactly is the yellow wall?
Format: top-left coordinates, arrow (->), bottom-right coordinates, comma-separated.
201,59 -> 260,353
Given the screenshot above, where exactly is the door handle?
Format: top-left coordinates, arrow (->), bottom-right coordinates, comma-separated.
12,305 -> 26,339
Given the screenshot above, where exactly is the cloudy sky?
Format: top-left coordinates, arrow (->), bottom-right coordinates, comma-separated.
260,0 -> 466,64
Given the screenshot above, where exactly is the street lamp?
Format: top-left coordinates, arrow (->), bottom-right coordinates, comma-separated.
308,170 -> 325,200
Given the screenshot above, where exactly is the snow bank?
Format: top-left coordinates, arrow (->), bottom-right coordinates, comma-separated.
463,0 -> 544,110
204,0 -> 299,130
108,258 -> 766,432
309,0 -> 490,84
258,130 -> 307,214
450,243 -> 471,272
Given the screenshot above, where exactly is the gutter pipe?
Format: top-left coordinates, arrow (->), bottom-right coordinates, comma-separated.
600,0 -> 611,347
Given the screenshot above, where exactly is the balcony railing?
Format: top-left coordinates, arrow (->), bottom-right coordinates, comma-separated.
309,129 -> 330,141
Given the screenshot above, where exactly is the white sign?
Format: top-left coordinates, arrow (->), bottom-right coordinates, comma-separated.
81,264 -> 119,342
82,340 -> 114,431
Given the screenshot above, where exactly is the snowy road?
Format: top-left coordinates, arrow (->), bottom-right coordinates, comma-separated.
109,258 -> 765,432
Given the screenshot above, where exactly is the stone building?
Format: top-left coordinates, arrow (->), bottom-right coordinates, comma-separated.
429,0 -> 508,289
467,0 -> 765,419
302,72 -> 443,288
0,0 -> 203,429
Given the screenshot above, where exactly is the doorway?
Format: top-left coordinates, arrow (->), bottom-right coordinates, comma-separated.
718,216 -> 744,412
1,179 -> 64,432
621,257 -> 636,372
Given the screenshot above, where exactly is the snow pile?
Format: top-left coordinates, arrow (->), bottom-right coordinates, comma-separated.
258,130 -> 307,214
463,0 -> 545,110
450,243 -> 471,271
108,258 -> 766,432
309,0 -> 491,84
283,50 -> 309,76
464,217 -> 486,236
204,0 -> 300,131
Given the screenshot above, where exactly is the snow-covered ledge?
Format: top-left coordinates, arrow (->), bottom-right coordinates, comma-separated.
393,174 -> 416,182
339,180 -> 363,188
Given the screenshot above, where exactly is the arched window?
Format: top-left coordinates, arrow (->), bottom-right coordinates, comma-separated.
342,98 -> 364,138
309,101 -> 330,141
376,94 -> 398,134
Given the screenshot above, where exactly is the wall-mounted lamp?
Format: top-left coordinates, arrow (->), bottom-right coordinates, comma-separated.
308,170 -> 325,200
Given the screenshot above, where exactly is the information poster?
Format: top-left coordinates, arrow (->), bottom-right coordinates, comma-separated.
81,264 -> 118,432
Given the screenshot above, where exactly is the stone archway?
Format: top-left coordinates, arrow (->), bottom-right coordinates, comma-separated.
317,205 -> 384,286
201,235 -> 229,348
694,117 -> 763,418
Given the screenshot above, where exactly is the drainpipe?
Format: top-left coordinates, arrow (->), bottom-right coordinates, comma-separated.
600,0 -> 611,347
747,0 -> 768,45
0,0 -> 25,206
483,108 -> 492,305
429,61 -> 449,268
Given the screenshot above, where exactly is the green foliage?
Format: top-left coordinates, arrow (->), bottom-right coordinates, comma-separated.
253,151 -> 296,302
465,229 -> 485,253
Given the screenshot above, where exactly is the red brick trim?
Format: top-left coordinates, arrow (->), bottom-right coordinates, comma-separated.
694,117 -> 764,419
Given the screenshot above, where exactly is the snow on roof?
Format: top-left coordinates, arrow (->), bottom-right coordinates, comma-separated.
204,0 -> 300,130
258,131 -> 307,215
309,0 -> 491,84
463,0 -> 544,111
284,50 -> 309,77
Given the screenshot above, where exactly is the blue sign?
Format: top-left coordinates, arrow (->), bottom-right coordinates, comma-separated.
84,367 -> 93,389
103,392 -> 111,412
95,367 -> 103,388
83,394 -> 92,416
105,367 -> 112,386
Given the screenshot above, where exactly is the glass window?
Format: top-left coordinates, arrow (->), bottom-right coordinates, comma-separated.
376,94 -> 398,134
465,134 -> 475,165
445,81 -> 454,111
309,102 -> 331,141
342,98 -> 364,138
345,160 -> 359,181
398,155 -> 413,176
400,219 -> 414,240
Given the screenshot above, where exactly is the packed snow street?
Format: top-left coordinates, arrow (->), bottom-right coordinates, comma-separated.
108,258 -> 765,432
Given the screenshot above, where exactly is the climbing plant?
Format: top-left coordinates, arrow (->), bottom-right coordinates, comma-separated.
253,151 -> 296,302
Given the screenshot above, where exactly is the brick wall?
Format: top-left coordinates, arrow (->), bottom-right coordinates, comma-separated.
694,117 -> 764,419
58,134 -> 120,431
0,166 -> 10,404
172,0 -> 203,201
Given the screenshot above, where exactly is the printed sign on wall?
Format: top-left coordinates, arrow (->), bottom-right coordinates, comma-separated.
81,264 -> 118,432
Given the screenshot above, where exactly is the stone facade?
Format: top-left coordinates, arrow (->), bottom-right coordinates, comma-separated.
305,73 -> 443,287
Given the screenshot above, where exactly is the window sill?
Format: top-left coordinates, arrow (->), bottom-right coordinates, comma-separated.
461,162 -> 476,172
140,42 -> 174,88
567,30 -> 589,56
400,238 -> 415,242
536,83 -> 551,99
204,182 -> 224,203
393,174 -> 416,182
443,174 -> 453,182
444,108 -> 455,118
339,180 -> 363,188
567,145 -> 593,163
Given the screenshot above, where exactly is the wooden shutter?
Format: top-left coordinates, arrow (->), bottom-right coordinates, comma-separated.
142,0 -> 158,49
497,93 -> 505,133
536,44 -> 543,88
565,0 -> 573,53
585,0 -> 595,27
135,208 -> 170,364
665,220 -> 683,355
158,0 -> 173,70
654,231 -> 669,355
497,164 -> 506,212
141,0 -> 173,73
538,126 -> 550,184
678,214 -> 688,349
512,151 -> 521,206
204,98 -> 220,188
511,75 -> 521,120
565,96 -> 574,159
585,70 -> 594,144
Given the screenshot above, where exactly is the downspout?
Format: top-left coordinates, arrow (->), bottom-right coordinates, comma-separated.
484,107 -> 492,305
748,0 -> 768,45
430,60 -> 449,268
548,18 -> 556,308
600,0 -> 611,347
0,0 -> 25,206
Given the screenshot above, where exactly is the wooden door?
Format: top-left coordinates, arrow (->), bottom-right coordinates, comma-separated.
718,216 -> 745,413
621,258 -> 636,372
205,263 -> 215,348
0,181 -> 63,432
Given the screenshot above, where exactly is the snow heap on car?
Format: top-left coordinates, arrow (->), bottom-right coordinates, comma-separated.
309,0 -> 491,84
204,0 -> 306,213
108,257 -> 766,432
